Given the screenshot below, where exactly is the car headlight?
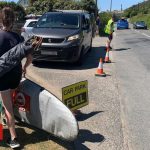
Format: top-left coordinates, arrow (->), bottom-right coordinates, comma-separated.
67,34 -> 80,41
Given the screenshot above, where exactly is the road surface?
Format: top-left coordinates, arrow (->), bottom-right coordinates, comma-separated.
113,28 -> 150,150
25,36 -> 124,150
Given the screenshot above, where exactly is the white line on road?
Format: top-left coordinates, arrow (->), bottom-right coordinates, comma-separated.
133,29 -> 150,38
142,33 -> 150,38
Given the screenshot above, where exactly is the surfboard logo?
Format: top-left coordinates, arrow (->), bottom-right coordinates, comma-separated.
13,91 -> 30,112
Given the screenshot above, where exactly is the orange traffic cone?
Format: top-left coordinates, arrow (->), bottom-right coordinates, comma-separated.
95,58 -> 106,77
105,47 -> 111,63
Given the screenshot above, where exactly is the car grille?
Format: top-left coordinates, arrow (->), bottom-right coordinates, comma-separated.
39,47 -> 60,51
42,38 -> 65,43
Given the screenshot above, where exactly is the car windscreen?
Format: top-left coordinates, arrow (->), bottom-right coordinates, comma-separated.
137,21 -> 145,25
36,13 -> 80,29
119,19 -> 127,23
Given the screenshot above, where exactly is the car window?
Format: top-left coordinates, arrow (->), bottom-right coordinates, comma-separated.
82,15 -> 90,29
121,19 -> 127,22
85,18 -> 90,29
27,21 -> 37,27
118,19 -> 128,23
82,15 -> 87,28
137,21 -> 145,25
36,13 -> 79,29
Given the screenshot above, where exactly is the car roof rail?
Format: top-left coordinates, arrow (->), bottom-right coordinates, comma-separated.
50,9 -> 89,13
49,9 -> 63,13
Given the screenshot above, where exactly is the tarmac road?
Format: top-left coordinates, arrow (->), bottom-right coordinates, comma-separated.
25,36 -> 124,150
113,28 -> 150,150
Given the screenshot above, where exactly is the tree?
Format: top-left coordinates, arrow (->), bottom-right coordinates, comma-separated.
27,0 -> 54,14
29,0 -> 37,6
53,0 -> 79,10
80,0 -> 97,15
0,2 -> 26,21
27,0 -> 97,16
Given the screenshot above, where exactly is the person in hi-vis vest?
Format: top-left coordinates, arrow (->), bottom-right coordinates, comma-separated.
105,16 -> 115,49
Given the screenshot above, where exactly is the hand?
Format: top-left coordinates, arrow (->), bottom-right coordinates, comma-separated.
22,66 -> 27,77
31,36 -> 43,50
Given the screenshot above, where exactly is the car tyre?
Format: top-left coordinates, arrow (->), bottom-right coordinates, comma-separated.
75,48 -> 84,66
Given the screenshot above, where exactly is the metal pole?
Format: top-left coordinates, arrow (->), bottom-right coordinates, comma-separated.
110,0 -> 112,12
95,0 -> 98,16
96,0 -> 98,7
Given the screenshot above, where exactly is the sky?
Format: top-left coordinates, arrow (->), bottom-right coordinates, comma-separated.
5,0 -> 145,11
98,0 -> 146,11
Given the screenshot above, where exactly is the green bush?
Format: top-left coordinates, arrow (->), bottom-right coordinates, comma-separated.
27,0 -> 97,16
98,12 -> 112,36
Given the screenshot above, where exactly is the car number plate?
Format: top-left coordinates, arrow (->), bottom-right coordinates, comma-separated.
41,50 -> 57,55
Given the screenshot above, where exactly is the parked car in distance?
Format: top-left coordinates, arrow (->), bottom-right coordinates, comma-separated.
21,19 -> 38,40
32,10 -> 93,65
25,14 -> 42,20
117,18 -> 129,30
133,21 -> 147,29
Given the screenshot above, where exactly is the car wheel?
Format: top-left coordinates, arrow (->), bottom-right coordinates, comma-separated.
75,48 -> 84,66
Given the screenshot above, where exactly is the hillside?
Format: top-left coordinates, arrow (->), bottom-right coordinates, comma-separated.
124,0 -> 150,28
130,14 -> 150,28
124,0 -> 150,18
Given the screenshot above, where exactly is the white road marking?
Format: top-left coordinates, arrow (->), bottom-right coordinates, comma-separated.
133,29 -> 150,38
142,33 -> 150,38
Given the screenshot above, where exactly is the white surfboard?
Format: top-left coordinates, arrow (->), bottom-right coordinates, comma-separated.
13,78 -> 79,141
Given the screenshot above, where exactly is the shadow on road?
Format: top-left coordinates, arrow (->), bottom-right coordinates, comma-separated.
114,48 -> 131,51
75,111 -> 104,121
1,114 -> 105,150
32,46 -> 107,70
0,124 -> 75,150
74,129 -> 105,150
0,127 -> 51,149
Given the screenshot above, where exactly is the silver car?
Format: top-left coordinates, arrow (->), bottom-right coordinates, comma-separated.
21,19 -> 38,40
32,11 -> 93,65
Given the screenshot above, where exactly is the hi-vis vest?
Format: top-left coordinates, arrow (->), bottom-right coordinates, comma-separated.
105,19 -> 114,34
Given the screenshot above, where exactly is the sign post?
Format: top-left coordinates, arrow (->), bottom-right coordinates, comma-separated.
62,81 -> 88,110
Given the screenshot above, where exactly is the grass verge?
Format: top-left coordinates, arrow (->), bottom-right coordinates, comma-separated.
130,14 -> 150,28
